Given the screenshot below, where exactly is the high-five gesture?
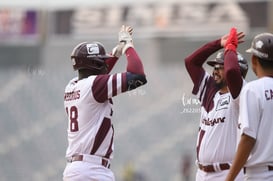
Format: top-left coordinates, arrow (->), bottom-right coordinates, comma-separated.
220,28 -> 245,50
119,25 -> 133,43
112,25 -> 134,57
119,25 -> 134,54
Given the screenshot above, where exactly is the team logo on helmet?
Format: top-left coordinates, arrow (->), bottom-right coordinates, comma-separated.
255,40 -> 264,49
237,53 -> 244,61
86,43 -> 100,55
253,40 -> 269,59
248,39 -> 269,60
216,52 -> 223,59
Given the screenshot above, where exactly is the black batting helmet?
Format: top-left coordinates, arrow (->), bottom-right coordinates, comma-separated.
246,33 -> 273,61
207,51 -> 248,78
71,42 -> 112,71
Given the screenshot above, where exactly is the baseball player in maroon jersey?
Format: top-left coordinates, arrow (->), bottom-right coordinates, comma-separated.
184,28 -> 248,181
225,33 -> 273,181
62,25 -> 147,181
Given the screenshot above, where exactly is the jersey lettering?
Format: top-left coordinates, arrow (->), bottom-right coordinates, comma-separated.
265,89 -> 273,100
64,90 -> 80,101
202,117 -> 226,126
216,96 -> 230,111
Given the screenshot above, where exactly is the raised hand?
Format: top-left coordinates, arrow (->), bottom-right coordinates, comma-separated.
118,25 -> 134,54
112,25 -> 134,58
221,28 -> 245,49
119,25 -> 133,43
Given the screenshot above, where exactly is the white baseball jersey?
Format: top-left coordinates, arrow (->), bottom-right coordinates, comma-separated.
195,72 -> 242,164
64,73 -> 126,160
239,76 -> 273,167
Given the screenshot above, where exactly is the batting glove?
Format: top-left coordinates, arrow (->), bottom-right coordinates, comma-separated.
112,42 -> 125,58
225,27 -> 238,52
118,25 -> 134,54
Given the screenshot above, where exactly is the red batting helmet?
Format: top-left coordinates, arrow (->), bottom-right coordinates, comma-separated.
207,51 -> 248,78
71,42 -> 112,71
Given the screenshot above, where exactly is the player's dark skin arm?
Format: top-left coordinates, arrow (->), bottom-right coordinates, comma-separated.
225,134 -> 256,181
185,39 -> 222,92
224,50 -> 243,99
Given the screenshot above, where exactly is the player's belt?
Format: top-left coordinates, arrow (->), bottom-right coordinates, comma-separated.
198,163 -> 230,172
67,154 -> 110,168
243,165 -> 273,174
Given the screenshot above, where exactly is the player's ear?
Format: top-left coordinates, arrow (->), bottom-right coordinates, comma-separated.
251,55 -> 257,66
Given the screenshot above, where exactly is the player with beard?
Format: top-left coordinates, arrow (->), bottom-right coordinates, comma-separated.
184,28 -> 248,181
